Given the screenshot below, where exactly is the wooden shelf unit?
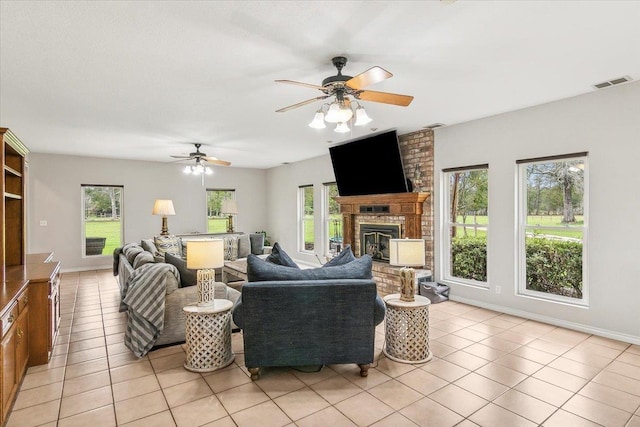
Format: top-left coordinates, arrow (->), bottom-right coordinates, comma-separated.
0,128 -> 29,425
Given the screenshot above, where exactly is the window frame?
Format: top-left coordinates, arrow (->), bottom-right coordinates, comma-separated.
298,185 -> 314,254
206,188 -> 236,233
516,153 -> 589,306
441,165 -> 489,288
81,184 -> 124,258
323,182 -> 341,257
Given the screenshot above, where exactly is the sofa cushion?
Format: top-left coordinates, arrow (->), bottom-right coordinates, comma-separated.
123,245 -> 144,265
165,252 -> 197,288
248,253 -> 373,282
133,251 -> 155,269
265,242 -> 298,268
140,238 -> 158,255
238,234 -> 251,258
250,233 -> 265,255
323,245 -> 356,267
154,235 -> 183,257
223,236 -> 239,261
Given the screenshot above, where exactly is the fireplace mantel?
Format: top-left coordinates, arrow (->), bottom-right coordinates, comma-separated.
335,192 -> 430,249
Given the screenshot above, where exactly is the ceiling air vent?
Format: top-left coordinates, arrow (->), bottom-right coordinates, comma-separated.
593,76 -> 632,90
423,123 -> 447,130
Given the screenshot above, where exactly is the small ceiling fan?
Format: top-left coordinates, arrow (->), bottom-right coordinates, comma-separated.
170,143 -> 231,167
275,56 -> 414,113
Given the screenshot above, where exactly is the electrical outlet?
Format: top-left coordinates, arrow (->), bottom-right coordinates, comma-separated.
39,220 -> 47,226
495,285 -> 501,294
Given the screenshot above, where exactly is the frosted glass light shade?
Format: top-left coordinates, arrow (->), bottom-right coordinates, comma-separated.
334,122 -> 350,133
325,102 -> 353,123
354,106 -> 372,126
187,240 -> 224,269
308,111 -> 326,129
389,239 -> 425,267
152,199 -> 175,216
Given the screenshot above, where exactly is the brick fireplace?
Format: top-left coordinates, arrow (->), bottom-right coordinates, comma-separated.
333,129 -> 434,297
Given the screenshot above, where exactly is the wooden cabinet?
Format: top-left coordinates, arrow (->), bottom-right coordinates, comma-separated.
0,128 -> 30,425
25,258 -> 61,366
0,285 -> 29,424
1,128 -> 28,282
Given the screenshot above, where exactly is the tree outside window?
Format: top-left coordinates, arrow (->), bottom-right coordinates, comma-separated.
82,185 -> 123,257
443,167 -> 489,285
519,155 -> 587,302
299,185 -> 314,252
324,183 -> 342,256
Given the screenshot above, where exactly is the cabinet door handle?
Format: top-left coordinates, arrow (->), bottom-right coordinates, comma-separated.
7,314 -> 14,324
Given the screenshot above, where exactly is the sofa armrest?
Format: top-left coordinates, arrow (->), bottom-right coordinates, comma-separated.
262,246 -> 273,255
374,295 -> 386,326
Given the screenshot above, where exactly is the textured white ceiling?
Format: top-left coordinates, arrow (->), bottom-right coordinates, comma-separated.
1,1 -> 639,169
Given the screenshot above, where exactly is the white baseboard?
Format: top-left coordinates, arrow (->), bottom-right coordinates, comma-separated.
449,295 -> 640,346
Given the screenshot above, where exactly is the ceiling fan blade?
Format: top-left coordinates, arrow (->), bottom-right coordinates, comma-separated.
275,79 -> 327,91
276,95 -> 329,113
203,157 -> 231,167
346,66 -> 392,90
170,155 -> 192,159
356,90 -> 414,107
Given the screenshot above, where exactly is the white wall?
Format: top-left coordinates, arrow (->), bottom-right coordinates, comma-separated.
27,154 -> 268,271
265,155 -> 336,267
434,80 -> 640,343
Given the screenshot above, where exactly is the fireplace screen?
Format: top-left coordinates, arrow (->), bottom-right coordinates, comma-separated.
360,223 -> 401,261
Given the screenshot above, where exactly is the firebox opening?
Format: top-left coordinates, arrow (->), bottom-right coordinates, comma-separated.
360,223 -> 401,262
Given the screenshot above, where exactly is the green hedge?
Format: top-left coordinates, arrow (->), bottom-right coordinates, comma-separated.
525,238 -> 582,298
451,237 -> 582,298
451,237 -> 487,282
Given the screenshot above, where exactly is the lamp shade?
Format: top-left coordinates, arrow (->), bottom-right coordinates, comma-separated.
389,238 -> 425,267
186,240 -> 224,270
221,199 -> 238,214
152,199 -> 175,216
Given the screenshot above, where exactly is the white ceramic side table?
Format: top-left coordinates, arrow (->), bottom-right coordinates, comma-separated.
383,293 -> 432,364
183,299 -> 235,372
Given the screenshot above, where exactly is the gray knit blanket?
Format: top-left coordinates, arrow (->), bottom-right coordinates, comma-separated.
122,263 -> 179,357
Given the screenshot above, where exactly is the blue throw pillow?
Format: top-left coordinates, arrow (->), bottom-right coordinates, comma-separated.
323,245 -> 356,267
248,253 -> 372,282
265,242 -> 299,268
165,252 -> 197,288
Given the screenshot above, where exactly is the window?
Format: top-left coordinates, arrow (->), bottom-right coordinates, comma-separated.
299,185 -> 314,252
323,182 -> 342,256
82,185 -> 123,257
517,153 -> 588,304
442,165 -> 489,286
206,189 -> 235,233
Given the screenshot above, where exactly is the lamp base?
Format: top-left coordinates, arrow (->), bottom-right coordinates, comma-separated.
226,215 -> 234,233
160,216 -> 170,236
399,267 -> 416,302
197,269 -> 217,305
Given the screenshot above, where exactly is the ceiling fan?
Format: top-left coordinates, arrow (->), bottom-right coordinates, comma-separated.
170,143 -> 231,167
275,56 -> 414,115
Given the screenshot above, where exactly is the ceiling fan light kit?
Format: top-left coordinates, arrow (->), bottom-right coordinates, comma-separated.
278,56 -> 413,133
170,143 -> 231,176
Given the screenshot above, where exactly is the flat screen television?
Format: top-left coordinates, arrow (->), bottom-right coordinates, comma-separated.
329,129 -> 409,196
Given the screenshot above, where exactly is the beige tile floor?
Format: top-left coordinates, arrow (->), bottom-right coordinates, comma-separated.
6,269 -> 640,427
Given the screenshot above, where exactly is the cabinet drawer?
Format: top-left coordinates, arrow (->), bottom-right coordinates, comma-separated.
1,302 -> 18,337
17,290 -> 29,314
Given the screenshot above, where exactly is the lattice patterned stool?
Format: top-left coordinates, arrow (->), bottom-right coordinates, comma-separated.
383,294 -> 433,364
183,299 -> 235,372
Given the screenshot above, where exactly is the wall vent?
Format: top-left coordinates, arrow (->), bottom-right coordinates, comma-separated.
423,123 -> 447,130
593,75 -> 632,90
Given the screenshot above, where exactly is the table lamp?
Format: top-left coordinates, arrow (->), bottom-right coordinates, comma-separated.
152,199 -> 175,236
187,240 -> 225,306
389,238 -> 426,302
220,199 -> 238,233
